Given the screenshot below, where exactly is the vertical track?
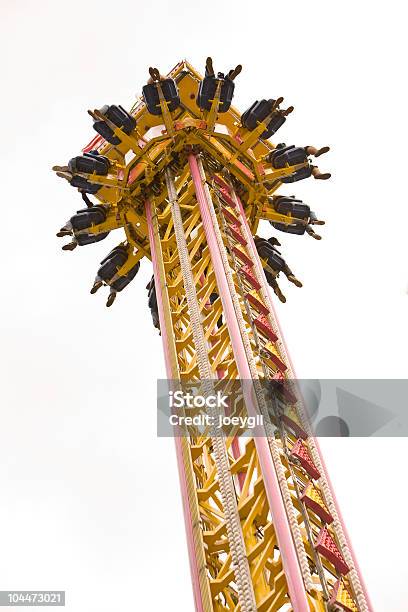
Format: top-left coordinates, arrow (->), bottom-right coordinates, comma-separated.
148,165 -> 299,611
165,168 -> 257,612
189,153 -> 311,612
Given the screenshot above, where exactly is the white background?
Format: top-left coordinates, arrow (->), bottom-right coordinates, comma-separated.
1,1 -> 407,610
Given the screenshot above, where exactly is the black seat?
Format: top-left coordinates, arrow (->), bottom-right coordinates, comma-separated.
267,251 -> 285,272
103,105 -> 135,133
259,244 -> 278,260
262,114 -> 286,139
281,166 -> 312,183
242,100 -> 273,129
273,196 -> 310,220
142,79 -> 180,115
111,261 -> 140,292
271,147 -> 308,169
197,75 -> 235,112
98,246 -> 128,282
97,246 -> 141,291
147,277 -> 158,314
264,269 -> 277,287
70,206 -> 109,245
241,99 -> 286,139
93,120 -> 121,145
254,238 -> 285,271
269,197 -> 309,233
70,206 -> 107,232
68,153 -> 110,176
147,279 -> 159,327
255,237 -> 275,258
148,286 -> 157,310
208,292 -> 223,328
268,144 -> 294,162
70,175 -> 101,194
93,104 -> 136,144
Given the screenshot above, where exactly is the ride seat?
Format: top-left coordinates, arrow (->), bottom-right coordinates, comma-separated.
98,246 -> 141,291
98,246 -> 128,282
142,79 -> 180,116
68,153 -> 110,176
241,99 -> 286,139
93,104 -> 136,144
254,238 -> 285,271
262,113 -> 286,139
70,206 -> 107,232
111,261 -> 140,292
281,166 -> 312,183
70,175 -> 101,194
241,100 -> 274,130
197,75 -> 235,112
274,196 -> 310,220
271,147 -> 308,169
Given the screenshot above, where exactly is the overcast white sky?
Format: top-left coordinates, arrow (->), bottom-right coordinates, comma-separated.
0,1 -> 407,610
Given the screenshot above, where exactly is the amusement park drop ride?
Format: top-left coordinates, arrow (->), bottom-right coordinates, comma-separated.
53,59 -> 371,612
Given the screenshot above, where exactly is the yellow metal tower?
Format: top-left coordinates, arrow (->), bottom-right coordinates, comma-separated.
53,59 -> 371,612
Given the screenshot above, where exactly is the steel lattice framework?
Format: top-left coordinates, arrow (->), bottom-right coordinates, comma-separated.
53,60 -> 372,612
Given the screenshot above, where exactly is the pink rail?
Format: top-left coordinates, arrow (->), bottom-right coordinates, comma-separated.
146,199 -> 204,612
189,153 -> 310,612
